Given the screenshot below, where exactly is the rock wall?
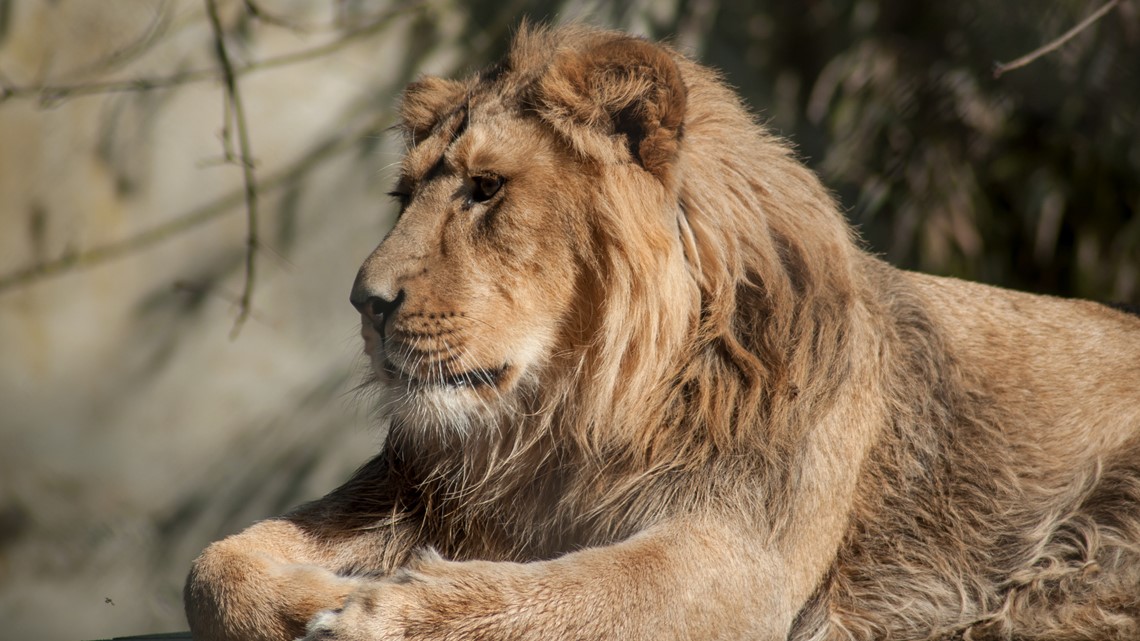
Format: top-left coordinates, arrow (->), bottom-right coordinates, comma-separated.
0,2 -> 464,637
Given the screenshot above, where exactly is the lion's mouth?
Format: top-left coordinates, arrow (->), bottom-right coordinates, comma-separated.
383,360 -> 509,390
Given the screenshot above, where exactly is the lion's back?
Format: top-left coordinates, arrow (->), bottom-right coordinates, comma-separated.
819,265 -> 1140,639
903,269 -> 1140,459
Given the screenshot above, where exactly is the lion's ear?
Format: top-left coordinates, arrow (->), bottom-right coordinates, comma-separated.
399,76 -> 467,146
535,36 -> 686,182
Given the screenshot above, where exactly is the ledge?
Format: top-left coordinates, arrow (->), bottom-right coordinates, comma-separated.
94,629 -> 191,634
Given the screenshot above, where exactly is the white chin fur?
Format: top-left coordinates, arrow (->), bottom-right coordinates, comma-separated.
375,378 -> 494,436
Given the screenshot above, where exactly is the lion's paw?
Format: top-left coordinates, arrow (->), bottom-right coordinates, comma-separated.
301,609 -> 342,640
300,585 -> 407,641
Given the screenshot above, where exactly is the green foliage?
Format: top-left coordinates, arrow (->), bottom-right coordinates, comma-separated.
683,0 -> 1139,302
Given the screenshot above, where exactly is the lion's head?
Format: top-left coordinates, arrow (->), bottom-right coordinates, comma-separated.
352,25 -> 858,461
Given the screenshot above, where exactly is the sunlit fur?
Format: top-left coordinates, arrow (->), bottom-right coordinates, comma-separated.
185,24 -> 1140,641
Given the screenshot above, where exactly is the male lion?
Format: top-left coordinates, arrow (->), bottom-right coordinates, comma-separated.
185,25 -> 1140,641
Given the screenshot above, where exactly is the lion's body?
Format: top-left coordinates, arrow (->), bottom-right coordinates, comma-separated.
185,25 -> 1140,641
818,268 -> 1140,638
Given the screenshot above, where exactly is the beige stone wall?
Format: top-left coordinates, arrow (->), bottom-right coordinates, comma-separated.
0,2 -> 465,638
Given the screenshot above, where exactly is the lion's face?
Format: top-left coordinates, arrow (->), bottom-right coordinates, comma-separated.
352,31 -> 689,430
352,104 -> 588,427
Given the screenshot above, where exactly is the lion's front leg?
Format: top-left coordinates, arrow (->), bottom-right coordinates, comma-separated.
185,454 -> 423,641
302,522 -> 806,641
186,521 -> 371,641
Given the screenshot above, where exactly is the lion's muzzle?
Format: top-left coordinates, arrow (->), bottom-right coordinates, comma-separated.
350,278 -> 405,337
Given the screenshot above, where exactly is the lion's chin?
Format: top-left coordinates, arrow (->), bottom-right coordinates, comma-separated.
374,362 -> 520,434
369,356 -> 520,428
380,360 -> 511,391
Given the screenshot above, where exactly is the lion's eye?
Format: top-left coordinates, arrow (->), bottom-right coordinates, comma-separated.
471,175 -> 504,204
387,190 -> 411,209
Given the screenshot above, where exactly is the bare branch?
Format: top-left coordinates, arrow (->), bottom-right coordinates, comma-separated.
205,0 -> 260,338
0,1 -> 428,107
242,0 -> 330,33
994,0 -> 1122,78
0,118 -> 380,295
174,280 -> 275,327
67,1 -> 173,79
0,1 -> 420,304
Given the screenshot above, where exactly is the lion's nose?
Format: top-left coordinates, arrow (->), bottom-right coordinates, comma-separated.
350,276 -> 405,323
359,291 -> 404,319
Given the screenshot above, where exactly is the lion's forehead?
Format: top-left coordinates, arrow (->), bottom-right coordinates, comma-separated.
469,88 -> 518,118
402,100 -> 555,182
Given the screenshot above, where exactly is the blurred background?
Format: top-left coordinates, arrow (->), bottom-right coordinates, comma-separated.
0,1 -> 1136,638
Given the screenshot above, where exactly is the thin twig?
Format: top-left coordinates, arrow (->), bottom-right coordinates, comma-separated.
220,87 -> 237,163
0,67 -> 218,106
67,1 -> 173,79
994,0 -> 1122,78
174,280 -> 275,327
205,0 -> 259,338
242,0 -> 330,33
0,1 -> 427,107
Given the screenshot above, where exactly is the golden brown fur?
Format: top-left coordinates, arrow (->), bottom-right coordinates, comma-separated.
185,24 -> 1140,641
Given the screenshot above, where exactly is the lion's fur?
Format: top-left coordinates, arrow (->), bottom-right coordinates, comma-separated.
186,24 -> 1140,641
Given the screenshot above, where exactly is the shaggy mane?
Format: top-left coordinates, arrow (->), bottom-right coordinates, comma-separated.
375,23 -> 871,556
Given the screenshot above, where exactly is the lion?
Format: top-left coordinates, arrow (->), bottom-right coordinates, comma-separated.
184,24 -> 1140,641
